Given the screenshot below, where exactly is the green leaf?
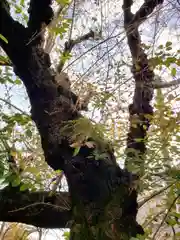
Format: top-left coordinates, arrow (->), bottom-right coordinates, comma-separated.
166,218 -> 177,226
14,79 -> 22,85
66,18 -> 72,23
170,212 -> 180,219
166,57 -> 176,64
176,189 -> 180,195
73,147 -> 80,156
11,177 -> 21,187
26,129 -> 32,138
155,51 -> 163,56
166,46 -> 172,51
158,44 -> 163,49
20,183 -> 29,191
171,68 -> 176,77
0,34 -> 8,44
15,5 -> 22,14
0,77 -> 6,84
25,167 -> 39,175
56,0 -> 70,5
0,55 -> 10,64
63,231 -> 70,240
20,0 -> 25,7
165,41 -> 172,47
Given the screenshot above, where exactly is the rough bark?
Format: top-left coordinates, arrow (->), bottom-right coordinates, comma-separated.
0,0 -> 164,239
0,186 -> 71,228
123,0 -> 164,176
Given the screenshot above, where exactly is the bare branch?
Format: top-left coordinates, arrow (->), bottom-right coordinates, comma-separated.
0,97 -> 29,115
143,210 -> 164,228
154,78 -> 180,89
123,0 -> 164,30
56,30 -> 95,73
152,195 -> 179,240
138,181 -> 177,208
132,0 -> 164,27
0,186 -> 71,229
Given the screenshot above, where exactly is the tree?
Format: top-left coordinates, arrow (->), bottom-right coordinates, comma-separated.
0,0 -> 179,239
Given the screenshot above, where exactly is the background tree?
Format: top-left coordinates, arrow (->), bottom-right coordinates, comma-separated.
0,0 -> 179,239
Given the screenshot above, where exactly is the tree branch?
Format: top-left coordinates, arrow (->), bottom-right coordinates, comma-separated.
0,1 -> 15,47
56,30 -> 95,73
123,1 -> 156,176
131,0 -> 164,27
152,195 -> 179,240
0,0 -> 29,68
27,0 -> 54,46
154,78 -> 180,89
123,0 -> 164,31
138,181 -> 177,208
0,186 -> 71,229
0,97 -> 28,115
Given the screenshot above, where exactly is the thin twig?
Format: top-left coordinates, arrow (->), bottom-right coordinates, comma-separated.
56,30 -> 95,73
154,78 -> 180,89
8,199 -> 70,213
0,97 -> 29,116
143,210 -> 164,228
152,195 -> 179,240
138,181 -> 177,208
51,171 -> 64,194
63,31 -> 125,71
171,225 -> 176,240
